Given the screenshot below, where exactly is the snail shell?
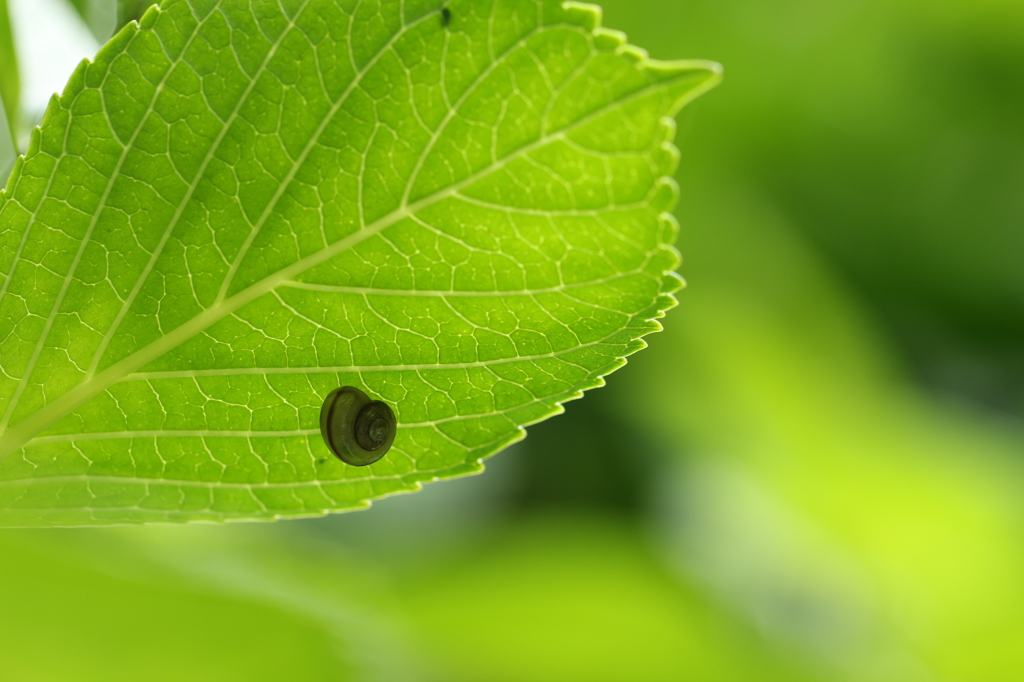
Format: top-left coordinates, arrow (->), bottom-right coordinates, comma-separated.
319,386 -> 397,466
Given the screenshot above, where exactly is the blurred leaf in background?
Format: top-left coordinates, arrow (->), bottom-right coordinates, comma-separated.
4,0 -> 98,144
63,0 -> 149,42
2,0 -> 1024,679
0,0 -> 18,171
1,471 -> 826,682
604,0 -> 1024,416
0,529 -> 356,681
62,0 -> 115,40
598,0 -> 1024,679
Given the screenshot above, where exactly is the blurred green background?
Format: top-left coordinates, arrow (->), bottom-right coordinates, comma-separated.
2,0 -> 1024,679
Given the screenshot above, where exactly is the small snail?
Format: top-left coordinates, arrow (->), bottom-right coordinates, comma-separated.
319,386 -> 397,466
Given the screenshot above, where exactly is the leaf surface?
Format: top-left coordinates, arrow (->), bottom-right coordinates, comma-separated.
0,0 -> 719,525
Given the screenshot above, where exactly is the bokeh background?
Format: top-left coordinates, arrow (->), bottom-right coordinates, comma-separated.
2,0 -> 1024,679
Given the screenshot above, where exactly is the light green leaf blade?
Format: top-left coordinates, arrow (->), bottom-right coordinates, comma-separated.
0,0 -> 18,157
0,96 -> 14,183
0,0 -> 719,526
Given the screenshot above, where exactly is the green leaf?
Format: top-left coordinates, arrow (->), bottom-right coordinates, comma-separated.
0,0 -> 18,156
0,95 -> 14,183
0,0 -> 719,526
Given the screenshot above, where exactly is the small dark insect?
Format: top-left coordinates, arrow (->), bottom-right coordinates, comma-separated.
320,386 -> 397,466
440,6 -> 451,27
317,458 -> 327,464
